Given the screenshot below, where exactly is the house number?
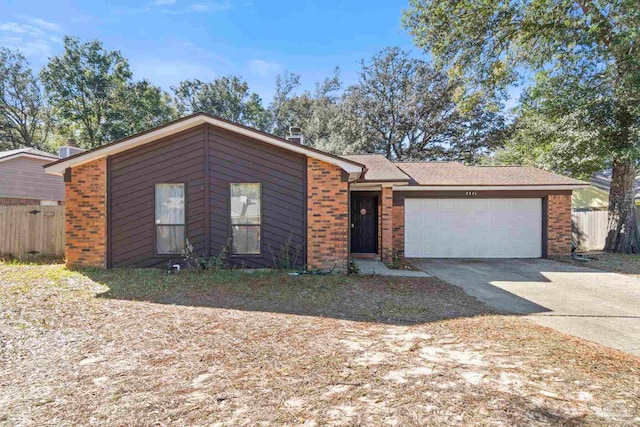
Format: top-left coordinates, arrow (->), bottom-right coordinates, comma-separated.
465,191 -> 478,196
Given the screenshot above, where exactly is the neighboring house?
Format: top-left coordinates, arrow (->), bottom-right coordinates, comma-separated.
572,170 -> 640,211
44,113 -> 587,270
0,148 -> 64,205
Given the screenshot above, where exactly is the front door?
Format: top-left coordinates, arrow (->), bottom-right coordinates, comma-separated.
351,195 -> 378,253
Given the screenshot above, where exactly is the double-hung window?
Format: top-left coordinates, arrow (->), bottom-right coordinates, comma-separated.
155,183 -> 185,255
230,183 -> 261,255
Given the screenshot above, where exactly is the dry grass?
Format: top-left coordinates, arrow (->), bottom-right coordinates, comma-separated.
555,252 -> 640,277
1,263 -> 640,426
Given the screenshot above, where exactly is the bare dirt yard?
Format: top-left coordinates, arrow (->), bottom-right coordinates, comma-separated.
1,262 -> 639,426
555,252 -> 640,278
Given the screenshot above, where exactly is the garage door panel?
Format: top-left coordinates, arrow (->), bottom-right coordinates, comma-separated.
404,198 -> 542,258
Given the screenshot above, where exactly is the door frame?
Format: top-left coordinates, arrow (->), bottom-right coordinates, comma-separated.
350,192 -> 379,254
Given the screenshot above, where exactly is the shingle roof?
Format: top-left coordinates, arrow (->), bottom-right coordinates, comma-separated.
342,154 -> 410,182
395,162 -> 587,186
0,148 -> 59,160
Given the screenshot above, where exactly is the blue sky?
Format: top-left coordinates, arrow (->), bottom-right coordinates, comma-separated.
0,0 -> 420,104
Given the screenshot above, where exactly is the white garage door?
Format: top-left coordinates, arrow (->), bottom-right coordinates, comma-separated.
404,198 -> 542,258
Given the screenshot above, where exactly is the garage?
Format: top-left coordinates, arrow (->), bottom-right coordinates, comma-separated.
404,198 -> 542,258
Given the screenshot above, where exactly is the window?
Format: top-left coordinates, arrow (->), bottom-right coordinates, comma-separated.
155,183 -> 185,255
230,183 -> 261,255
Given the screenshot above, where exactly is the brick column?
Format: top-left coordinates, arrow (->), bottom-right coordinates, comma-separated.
65,158 -> 107,268
392,194 -> 404,260
547,194 -> 572,257
306,158 -> 349,271
381,186 -> 393,263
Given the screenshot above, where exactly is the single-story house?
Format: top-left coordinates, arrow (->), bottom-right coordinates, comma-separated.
0,148 -> 64,205
572,170 -> 640,211
43,113 -> 588,270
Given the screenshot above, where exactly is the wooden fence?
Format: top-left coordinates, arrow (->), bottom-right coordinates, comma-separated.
572,209 -> 608,251
0,205 -> 64,257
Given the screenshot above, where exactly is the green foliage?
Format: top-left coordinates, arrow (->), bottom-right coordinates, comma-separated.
40,37 -> 132,148
342,47 -> 506,161
347,258 -> 360,275
172,76 -> 271,131
267,233 -> 303,270
181,238 -> 230,271
404,0 -> 640,251
0,48 -> 51,150
105,79 -> 177,140
404,0 -> 640,166
40,36 -> 175,148
268,68 -> 355,154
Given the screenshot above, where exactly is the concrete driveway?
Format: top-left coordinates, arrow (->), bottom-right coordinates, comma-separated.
414,258 -> 640,356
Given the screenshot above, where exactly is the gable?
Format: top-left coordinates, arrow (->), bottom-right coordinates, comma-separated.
44,113 -> 363,179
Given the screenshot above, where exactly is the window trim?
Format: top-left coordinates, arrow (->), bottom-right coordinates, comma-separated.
154,183 -> 187,256
229,182 -> 262,257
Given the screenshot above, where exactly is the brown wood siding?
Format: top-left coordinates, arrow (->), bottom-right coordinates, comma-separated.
208,125 -> 306,268
109,126 -> 207,268
108,123 -> 306,269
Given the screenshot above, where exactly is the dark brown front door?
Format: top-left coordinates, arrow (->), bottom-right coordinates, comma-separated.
351,194 -> 378,253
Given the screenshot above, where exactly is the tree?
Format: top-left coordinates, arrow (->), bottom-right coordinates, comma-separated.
268,68 -> 355,153
270,71 -> 301,137
40,36 -> 132,148
172,76 -> 271,131
0,48 -> 50,150
104,79 -> 177,140
404,0 -> 640,252
343,47 -> 503,160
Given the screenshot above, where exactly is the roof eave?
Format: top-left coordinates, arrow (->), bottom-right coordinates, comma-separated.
44,114 -> 365,177
394,184 -> 590,191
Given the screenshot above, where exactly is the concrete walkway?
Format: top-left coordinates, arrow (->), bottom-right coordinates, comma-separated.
414,258 -> 640,356
356,259 -> 431,277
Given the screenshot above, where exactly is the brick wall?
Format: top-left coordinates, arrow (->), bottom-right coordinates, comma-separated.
381,186 -> 393,262
0,197 -> 41,205
65,158 -> 107,268
307,158 -> 349,271
547,194 -> 572,256
392,195 -> 404,259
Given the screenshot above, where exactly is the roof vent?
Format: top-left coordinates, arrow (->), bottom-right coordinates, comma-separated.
287,126 -> 304,145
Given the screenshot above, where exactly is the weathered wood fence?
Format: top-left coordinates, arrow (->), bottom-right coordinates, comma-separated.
0,205 -> 64,257
572,209 -> 608,251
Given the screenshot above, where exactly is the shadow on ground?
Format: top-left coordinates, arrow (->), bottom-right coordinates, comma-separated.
81,268 -> 518,325
413,258 -> 611,315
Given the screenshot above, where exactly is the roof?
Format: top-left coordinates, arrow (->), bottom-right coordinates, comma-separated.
44,113 -> 365,178
395,162 -> 587,187
342,154 -> 410,182
0,148 -> 59,163
590,170 -> 640,200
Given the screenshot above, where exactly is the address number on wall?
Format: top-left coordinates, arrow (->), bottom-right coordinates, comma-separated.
465,191 -> 478,196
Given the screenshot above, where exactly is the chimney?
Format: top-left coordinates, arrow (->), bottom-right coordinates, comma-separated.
58,139 -> 86,159
287,126 -> 304,145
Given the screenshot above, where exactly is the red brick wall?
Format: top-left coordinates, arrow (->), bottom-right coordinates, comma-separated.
547,194 -> 572,256
392,196 -> 404,260
381,186 -> 393,262
65,158 -> 107,268
0,197 -> 41,205
307,158 -> 349,271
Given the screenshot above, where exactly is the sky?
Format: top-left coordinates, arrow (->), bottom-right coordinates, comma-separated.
0,0 -> 421,104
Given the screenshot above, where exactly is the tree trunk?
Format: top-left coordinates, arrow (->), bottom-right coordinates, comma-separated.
604,158 -> 640,253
